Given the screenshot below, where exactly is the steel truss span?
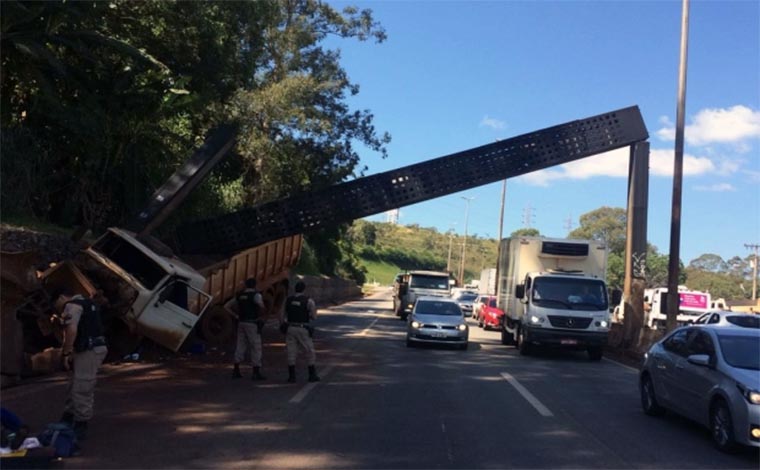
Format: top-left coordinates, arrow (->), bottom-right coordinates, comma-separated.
177,106 -> 648,254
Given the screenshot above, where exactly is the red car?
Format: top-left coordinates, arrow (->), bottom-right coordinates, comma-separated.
476,295 -> 504,330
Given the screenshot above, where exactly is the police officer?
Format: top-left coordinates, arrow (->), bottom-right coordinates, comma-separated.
281,280 -> 319,383
227,278 -> 267,380
55,291 -> 108,440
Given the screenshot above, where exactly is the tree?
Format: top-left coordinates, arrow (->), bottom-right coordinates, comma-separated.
688,253 -> 727,273
568,207 -> 627,254
511,228 -> 540,237
646,245 -> 686,288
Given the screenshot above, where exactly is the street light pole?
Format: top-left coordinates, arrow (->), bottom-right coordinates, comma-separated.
459,196 -> 475,285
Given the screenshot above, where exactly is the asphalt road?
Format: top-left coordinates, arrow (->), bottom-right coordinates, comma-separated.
3,287 -> 759,469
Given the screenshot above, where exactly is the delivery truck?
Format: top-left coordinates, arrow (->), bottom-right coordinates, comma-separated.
479,268 -> 497,295
643,286 -> 712,329
497,237 -> 618,360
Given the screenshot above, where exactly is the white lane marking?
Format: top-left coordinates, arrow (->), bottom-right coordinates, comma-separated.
358,317 -> 380,336
289,366 -> 334,404
500,372 -> 554,417
603,357 -> 640,373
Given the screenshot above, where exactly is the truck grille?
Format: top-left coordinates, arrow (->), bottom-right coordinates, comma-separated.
547,316 -> 592,329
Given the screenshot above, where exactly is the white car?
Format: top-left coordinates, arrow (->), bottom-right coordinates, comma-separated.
691,310 -> 760,329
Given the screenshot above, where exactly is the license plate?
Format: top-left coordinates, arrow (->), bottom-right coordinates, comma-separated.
561,339 -> 578,345
431,332 -> 447,338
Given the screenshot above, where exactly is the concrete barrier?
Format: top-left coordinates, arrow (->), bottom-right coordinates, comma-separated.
292,275 -> 362,307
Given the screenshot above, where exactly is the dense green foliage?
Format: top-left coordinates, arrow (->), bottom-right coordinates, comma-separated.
1,0 -> 388,280
347,220 -> 499,285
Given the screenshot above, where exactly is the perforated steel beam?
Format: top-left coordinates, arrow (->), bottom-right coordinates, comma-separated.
177,106 -> 648,254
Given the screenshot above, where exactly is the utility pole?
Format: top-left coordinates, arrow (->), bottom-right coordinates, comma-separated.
498,180 -> 507,242
564,214 -> 574,234
746,243 -> 759,300
446,224 -> 457,273
666,0 -> 690,333
459,196 -> 474,285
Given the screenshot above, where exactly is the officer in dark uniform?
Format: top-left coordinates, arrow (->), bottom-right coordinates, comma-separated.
55,291 -> 108,440
280,280 -> 319,383
226,278 -> 267,380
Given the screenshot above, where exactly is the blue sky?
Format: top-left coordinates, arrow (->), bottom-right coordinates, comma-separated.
327,0 -> 759,265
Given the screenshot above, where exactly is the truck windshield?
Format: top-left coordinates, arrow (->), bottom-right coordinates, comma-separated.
532,277 -> 608,311
409,275 -> 449,290
92,233 -> 168,289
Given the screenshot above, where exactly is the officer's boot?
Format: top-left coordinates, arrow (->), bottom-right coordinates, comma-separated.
232,363 -> 242,379
73,421 -> 88,441
287,365 -> 296,383
308,365 -> 320,383
252,366 -> 266,381
60,412 -> 74,426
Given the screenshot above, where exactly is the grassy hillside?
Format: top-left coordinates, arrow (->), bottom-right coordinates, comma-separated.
348,220 -> 499,286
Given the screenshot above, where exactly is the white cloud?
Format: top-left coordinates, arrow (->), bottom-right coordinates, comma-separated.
694,183 -> 736,192
656,105 -> 760,146
648,149 -> 716,176
517,147 -> 737,186
479,115 -> 506,130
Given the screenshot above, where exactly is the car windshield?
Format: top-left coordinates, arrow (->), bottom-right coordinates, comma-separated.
717,333 -> 760,370
532,277 -> 608,311
415,300 -> 462,316
457,293 -> 477,301
726,315 -> 760,328
409,275 -> 450,290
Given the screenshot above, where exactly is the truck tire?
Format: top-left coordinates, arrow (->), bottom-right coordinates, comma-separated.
500,327 -> 515,345
198,306 -> 235,346
517,328 -> 532,355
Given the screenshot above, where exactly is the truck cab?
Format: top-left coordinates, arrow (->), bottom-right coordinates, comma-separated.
514,271 -> 611,359
393,270 -> 451,320
76,228 -> 213,351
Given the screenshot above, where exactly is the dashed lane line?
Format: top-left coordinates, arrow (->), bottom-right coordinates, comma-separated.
500,372 -> 554,417
289,365 -> 334,404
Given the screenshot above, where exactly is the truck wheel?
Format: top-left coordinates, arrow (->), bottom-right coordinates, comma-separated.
518,328 -> 531,356
199,306 -> 235,346
587,347 -> 603,361
500,328 -> 514,345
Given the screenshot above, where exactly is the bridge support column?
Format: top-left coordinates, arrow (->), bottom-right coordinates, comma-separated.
622,141 -> 649,350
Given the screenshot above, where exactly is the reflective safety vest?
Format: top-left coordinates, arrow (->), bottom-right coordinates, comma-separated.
236,289 -> 261,323
66,298 -> 105,352
285,294 -> 310,324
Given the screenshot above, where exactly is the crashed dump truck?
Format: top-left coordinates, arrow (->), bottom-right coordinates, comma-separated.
3,228 -> 302,368
4,229 -> 301,374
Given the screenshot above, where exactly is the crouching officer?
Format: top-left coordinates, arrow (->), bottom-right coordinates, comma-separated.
55,291 -> 108,441
227,278 -> 267,380
280,281 -> 319,383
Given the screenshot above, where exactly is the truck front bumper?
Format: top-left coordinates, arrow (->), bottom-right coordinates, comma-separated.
524,326 -> 608,348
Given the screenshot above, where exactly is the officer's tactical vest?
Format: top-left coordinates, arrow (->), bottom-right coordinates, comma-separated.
236,289 -> 261,323
285,294 -> 310,323
66,298 -> 105,352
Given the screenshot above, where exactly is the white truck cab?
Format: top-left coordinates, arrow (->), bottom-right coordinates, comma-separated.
498,237 -> 615,360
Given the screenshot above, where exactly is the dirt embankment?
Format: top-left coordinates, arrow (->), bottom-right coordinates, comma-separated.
1,224 -> 84,269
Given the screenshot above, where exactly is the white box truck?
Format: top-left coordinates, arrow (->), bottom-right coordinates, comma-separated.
497,237 -> 618,360
479,268 -> 497,295
643,286 -> 711,329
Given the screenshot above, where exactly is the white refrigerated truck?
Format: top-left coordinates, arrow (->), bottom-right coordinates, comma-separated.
643,286 -> 712,329
497,237 -> 617,360
479,268 -> 497,295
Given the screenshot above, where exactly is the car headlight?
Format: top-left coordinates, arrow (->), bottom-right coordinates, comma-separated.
411,321 -> 421,329
530,315 -> 544,324
457,324 -> 467,331
737,383 -> 760,404
407,303 -> 414,309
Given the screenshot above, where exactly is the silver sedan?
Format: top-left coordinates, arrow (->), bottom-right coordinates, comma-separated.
639,325 -> 760,451
406,296 -> 469,349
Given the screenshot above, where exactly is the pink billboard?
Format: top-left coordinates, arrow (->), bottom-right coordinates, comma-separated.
679,292 -> 709,309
